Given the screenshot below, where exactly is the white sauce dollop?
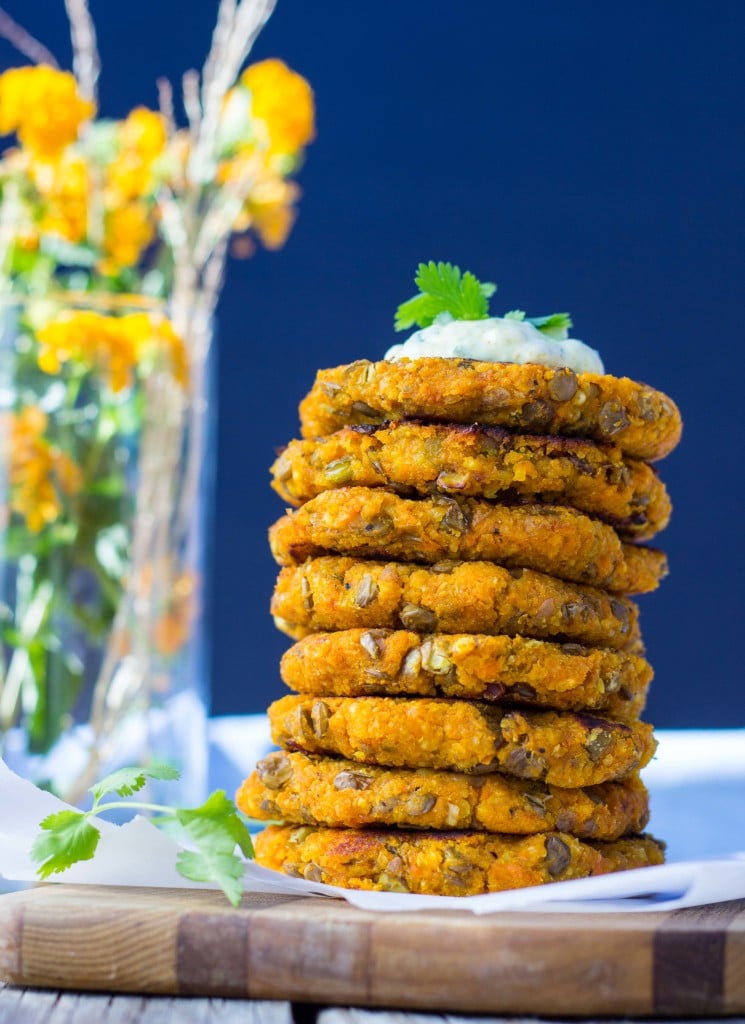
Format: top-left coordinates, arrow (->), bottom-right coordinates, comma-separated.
385,315 -> 604,375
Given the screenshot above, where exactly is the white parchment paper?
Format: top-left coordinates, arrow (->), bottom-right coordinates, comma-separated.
2,758 -> 744,913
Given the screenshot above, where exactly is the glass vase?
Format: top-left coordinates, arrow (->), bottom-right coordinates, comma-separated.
0,294 -> 210,806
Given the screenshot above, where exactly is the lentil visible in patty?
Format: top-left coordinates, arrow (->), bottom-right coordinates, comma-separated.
272,422 -> 671,542
271,556 -> 640,650
270,487 -> 667,594
239,751 -> 650,840
279,629 -> 651,721
268,695 -> 656,786
298,358 -> 682,461
255,824 -> 665,895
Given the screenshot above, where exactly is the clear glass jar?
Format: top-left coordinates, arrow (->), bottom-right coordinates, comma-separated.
0,293 -> 210,805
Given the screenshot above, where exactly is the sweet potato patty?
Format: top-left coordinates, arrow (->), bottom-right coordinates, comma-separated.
268,695 -> 656,786
298,359 -> 682,461
279,630 -> 651,722
254,824 -> 665,894
270,488 -> 666,594
271,556 -> 639,650
238,751 -> 650,840
271,422 -> 670,542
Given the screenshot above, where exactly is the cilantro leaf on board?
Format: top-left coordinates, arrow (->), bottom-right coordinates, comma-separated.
176,791 -> 255,907
176,790 -> 255,860
33,766 -> 255,906
89,762 -> 180,801
176,850 -> 246,908
31,810 -> 101,879
394,261 -> 496,331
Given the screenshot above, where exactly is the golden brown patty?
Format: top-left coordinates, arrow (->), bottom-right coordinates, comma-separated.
239,751 -> 650,840
255,824 -> 666,895
268,695 -> 656,786
298,358 -> 682,461
270,488 -> 667,595
280,630 -> 651,722
272,422 -> 670,542
271,556 -> 639,650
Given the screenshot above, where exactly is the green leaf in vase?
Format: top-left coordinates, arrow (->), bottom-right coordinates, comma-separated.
94,524 -> 129,581
39,235 -> 98,269
86,475 -> 126,498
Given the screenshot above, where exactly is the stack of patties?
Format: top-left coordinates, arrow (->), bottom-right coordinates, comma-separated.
238,276 -> 681,896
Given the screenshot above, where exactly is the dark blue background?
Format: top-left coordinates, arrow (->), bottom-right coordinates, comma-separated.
6,2 -> 745,727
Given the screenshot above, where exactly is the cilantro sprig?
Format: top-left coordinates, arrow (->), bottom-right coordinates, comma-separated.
31,764 -> 254,906
394,261 -> 573,338
503,309 -> 574,340
395,262 -> 496,331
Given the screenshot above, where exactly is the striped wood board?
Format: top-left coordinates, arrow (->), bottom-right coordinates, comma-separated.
0,885 -> 743,1017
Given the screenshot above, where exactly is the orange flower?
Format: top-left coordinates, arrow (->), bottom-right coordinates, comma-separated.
0,65 -> 94,158
241,59 -> 315,157
220,155 -> 301,250
36,310 -> 188,392
121,312 -> 189,386
37,310 -> 138,391
152,318 -> 189,387
9,406 -> 82,532
152,571 -> 198,656
247,178 -> 300,249
101,202 -> 155,273
107,107 -> 167,200
120,107 -> 166,162
30,152 -> 90,244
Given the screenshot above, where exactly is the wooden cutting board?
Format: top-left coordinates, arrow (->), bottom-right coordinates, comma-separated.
0,885 -> 743,1017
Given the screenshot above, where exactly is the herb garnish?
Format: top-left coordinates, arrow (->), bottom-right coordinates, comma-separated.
394,261 -> 496,331
395,261 -> 573,338
31,764 -> 254,906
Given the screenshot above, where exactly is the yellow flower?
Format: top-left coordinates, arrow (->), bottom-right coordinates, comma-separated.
252,200 -> 295,249
100,121 -> 161,267
31,152 -> 90,244
152,570 -> 198,656
218,150 -> 300,249
0,65 -> 94,158
100,201 -> 155,274
241,59 -> 315,157
247,177 -> 300,249
107,107 -> 167,199
120,107 -> 166,162
9,406 -> 82,532
37,310 -> 139,392
154,319 -> 189,387
36,310 -> 187,392
215,146 -> 262,187
120,313 -> 189,387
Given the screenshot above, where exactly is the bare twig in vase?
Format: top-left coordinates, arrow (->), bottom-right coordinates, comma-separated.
0,6 -> 58,67
63,0 -> 100,103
